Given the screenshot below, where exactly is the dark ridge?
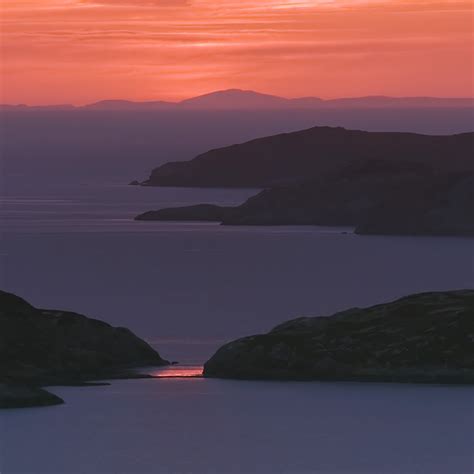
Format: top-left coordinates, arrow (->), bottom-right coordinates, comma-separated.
203,290 -> 474,384
0,290 -> 169,408
134,127 -> 473,236
143,127 -> 473,188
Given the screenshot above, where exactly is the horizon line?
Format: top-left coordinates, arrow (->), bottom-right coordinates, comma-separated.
2,89 -> 474,108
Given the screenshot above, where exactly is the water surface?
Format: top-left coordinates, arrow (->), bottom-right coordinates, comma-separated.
1,181 -> 473,473
1,377 -> 472,474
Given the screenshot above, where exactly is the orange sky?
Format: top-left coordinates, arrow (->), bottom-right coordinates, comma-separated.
1,0 -> 473,105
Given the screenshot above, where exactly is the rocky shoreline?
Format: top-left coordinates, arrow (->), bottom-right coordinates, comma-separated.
4,288 -> 474,408
203,290 -> 474,383
0,290 -> 169,408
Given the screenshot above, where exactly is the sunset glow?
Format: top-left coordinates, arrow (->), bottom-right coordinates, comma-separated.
1,0 -> 473,104
150,365 -> 204,378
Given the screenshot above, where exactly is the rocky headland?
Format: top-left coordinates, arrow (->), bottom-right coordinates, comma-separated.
134,127 -> 473,236
135,171 -> 474,236
203,290 -> 474,384
0,290 -> 169,408
135,204 -> 233,222
140,127 -> 472,188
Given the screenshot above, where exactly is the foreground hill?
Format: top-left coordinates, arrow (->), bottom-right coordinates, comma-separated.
0,291 -> 168,408
204,290 -> 474,384
142,127 -> 473,188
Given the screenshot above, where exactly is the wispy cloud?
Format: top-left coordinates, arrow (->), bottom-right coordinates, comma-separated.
78,0 -> 190,6
2,0 -> 472,104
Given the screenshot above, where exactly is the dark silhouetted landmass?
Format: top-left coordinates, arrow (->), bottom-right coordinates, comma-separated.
0,385 -> 64,409
143,127 -> 473,188
354,174 -> 474,236
135,127 -> 473,236
218,172 -> 474,236
137,173 -> 474,235
0,290 -> 169,408
203,290 -> 474,384
3,107 -> 473,186
135,204 -> 234,222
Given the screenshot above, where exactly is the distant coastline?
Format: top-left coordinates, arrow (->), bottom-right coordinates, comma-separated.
2,89 -> 474,110
133,126 -> 474,237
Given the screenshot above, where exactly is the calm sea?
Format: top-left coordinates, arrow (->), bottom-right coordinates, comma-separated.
1,179 -> 473,473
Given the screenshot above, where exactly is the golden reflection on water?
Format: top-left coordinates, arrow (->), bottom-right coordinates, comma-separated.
149,365 -> 203,378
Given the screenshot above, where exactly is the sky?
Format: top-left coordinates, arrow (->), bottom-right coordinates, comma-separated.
1,0 -> 473,104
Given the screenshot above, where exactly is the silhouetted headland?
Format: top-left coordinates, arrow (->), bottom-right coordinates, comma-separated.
0,290 -> 169,408
141,126 -> 472,187
136,204 -> 233,222
203,290 -> 474,384
134,127 -> 474,236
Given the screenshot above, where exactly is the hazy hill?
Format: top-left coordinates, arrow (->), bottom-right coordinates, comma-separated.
179,89 -> 300,109
179,90 -> 474,110
3,89 -> 473,111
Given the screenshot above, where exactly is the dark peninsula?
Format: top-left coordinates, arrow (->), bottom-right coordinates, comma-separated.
0,290 -> 169,408
134,127 -> 473,236
140,126 -> 472,188
204,290 -> 474,384
136,204 -> 233,222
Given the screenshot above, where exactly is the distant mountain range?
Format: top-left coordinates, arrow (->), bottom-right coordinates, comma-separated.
2,89 -> 474,111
